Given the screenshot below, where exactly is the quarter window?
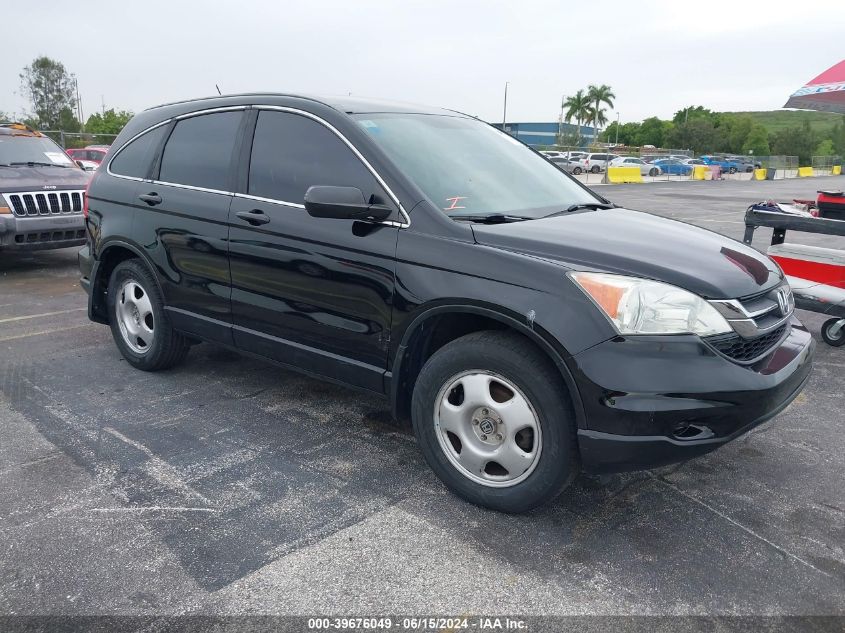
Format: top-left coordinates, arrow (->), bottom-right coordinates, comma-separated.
248,111 -> 382,204
110,124 -> 168,179
158,111 -> 242,190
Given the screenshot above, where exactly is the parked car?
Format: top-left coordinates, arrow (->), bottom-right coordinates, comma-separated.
0,123 -> 90,252
609,156 -> 662,177
79,94 -> 814,513
653,158 -> 693,176
66,146 -> 109,165
683,158 -> 706,166
549,157 -> 583,175
578,153 -> 619,173
699,155 -> 753,174
540,150 -> 564,158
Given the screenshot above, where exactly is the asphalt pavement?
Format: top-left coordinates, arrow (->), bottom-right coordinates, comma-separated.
0,176 -> 843,626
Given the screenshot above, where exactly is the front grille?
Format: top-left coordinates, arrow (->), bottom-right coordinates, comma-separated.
3,190 -> 85,217
706,324 -> 789,363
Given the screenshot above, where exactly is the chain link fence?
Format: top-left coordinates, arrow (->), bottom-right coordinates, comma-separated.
811,155 -> 844,176
41,131 -> 118,149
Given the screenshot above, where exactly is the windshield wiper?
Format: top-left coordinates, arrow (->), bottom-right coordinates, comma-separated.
451,214 -> 533,224
8,161 -> 69,168
542,202 -> 615,219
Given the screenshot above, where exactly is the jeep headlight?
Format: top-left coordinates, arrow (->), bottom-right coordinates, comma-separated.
569,272 -> 732,336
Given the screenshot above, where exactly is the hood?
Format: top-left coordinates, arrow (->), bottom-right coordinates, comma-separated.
0,165 -> 91,191
471,208 -> 782,299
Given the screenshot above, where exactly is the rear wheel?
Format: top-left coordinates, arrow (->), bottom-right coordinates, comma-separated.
590,165 -> 601,174
729,167 -> 737,174
821,318 -> 845,346
411,331 -> 579,512
107,259 -> 190,370
573,167 -> 582,175
648,167 -> 659,177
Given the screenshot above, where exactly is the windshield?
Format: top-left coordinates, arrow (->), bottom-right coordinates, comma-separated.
0,135 -> 75,167
354,113 -> 600,219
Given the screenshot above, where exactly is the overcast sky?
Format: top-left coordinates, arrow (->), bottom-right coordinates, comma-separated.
2,1 -> 843,125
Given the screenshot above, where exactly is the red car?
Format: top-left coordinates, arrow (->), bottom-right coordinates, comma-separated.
66,146 -> 109,165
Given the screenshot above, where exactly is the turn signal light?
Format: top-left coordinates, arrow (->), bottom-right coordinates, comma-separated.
0,206 -> 10,215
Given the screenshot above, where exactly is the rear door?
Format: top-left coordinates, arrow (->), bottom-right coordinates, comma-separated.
140,108 -> 246,343
228,108 -> 400,393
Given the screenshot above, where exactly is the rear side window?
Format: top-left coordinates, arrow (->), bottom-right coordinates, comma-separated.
110,125 -> 168,179
248,111 -> 381,204
159,111 -> 242,190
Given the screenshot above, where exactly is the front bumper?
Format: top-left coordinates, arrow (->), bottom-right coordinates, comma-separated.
571,316 -> 814,473
0,213 -> 85,251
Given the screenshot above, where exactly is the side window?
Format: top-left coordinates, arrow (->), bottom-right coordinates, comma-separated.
248,111 -> 383,204
158,111 -> 242,190
110,125 -> 168,179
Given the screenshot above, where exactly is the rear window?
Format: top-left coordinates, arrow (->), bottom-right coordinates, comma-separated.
158,112 -> 242,190
110,124 -> 168,179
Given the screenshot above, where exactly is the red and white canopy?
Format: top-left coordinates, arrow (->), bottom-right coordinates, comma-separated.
783,60 -> 845,113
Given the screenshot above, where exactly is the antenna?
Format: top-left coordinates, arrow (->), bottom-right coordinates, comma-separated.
215,84 -> 222,96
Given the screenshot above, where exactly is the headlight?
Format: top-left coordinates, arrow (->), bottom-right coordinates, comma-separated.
569,272 -> 732,336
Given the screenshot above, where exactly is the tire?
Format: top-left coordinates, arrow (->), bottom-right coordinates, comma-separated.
573,167 -> 582,175
107,259 -> 190,371
729,167 -> 737,174
590,165 -> 601,174
821,318 -> 845,347
411,331 -> 579,512
648,168 -> 659,177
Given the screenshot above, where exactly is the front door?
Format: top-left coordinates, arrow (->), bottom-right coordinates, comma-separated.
228,109 -> 400,393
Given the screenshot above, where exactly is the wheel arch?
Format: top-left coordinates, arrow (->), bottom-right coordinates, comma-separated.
89,239 -> 164,323
389,304 -> 585,430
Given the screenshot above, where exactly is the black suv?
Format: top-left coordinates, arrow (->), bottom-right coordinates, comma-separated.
79,94 -> 814,512
1,123 -> 90,251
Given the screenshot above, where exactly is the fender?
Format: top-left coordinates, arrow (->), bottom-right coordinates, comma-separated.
87,238 -> 167,323
389,303 -> 586,430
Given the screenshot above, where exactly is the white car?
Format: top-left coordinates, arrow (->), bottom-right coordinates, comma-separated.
577,153 -> 619,173
609,156 -> 662,176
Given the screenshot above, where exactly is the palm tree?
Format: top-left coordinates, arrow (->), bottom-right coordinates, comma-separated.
586,84 -> 615,146
562,90 -> 591,145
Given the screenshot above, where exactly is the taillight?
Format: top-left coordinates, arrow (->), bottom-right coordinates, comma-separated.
83,175 -> 94,218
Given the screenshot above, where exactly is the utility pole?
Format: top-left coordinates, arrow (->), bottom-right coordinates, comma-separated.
614,112 -> 620,146
74,78 -> 83,128
502,81 -> 509,133
101,95 -> 105,116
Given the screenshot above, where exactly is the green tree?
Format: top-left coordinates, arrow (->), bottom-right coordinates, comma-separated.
19,56 -> 78,130
742,124 -> 770,156
725,115 -> 753,154
601,121 -> 641,146
665,119 -> 719,153
771,119 -> 819,164
562,90 -> 591,144
635,117 -> 667,147
85,109 -> 133,135
815,139 -> 835,156
586,84 -> 615,143
673,106 -> 717,125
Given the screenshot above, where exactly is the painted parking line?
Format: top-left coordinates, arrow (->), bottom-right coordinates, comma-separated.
0,308 -> 86,324
0,323 -> 91,342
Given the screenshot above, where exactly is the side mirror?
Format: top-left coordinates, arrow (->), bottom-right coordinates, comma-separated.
75,160 -> 85,169
304,186 -> 393,222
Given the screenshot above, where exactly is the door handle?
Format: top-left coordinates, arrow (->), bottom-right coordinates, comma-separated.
236,209 -> 271,226
138,192 -> 162,206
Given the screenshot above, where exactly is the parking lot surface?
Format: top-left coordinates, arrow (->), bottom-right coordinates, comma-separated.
1,177 -> 843,619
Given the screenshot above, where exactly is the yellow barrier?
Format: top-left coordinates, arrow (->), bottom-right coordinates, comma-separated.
693,165 -> 709,180
754,168 -> 767,181
606,166 -> 643,184
833,165 -> 842,176
798,166 -> 814,177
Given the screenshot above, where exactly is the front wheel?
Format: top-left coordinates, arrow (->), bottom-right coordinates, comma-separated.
729,167 -> 737,174
648,167 -> 659,177
821,318 -> 845,346
411,331 -> 579,512
573,167 -> 583,175
590,165 -> 601,174
107,259 -> 190,370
